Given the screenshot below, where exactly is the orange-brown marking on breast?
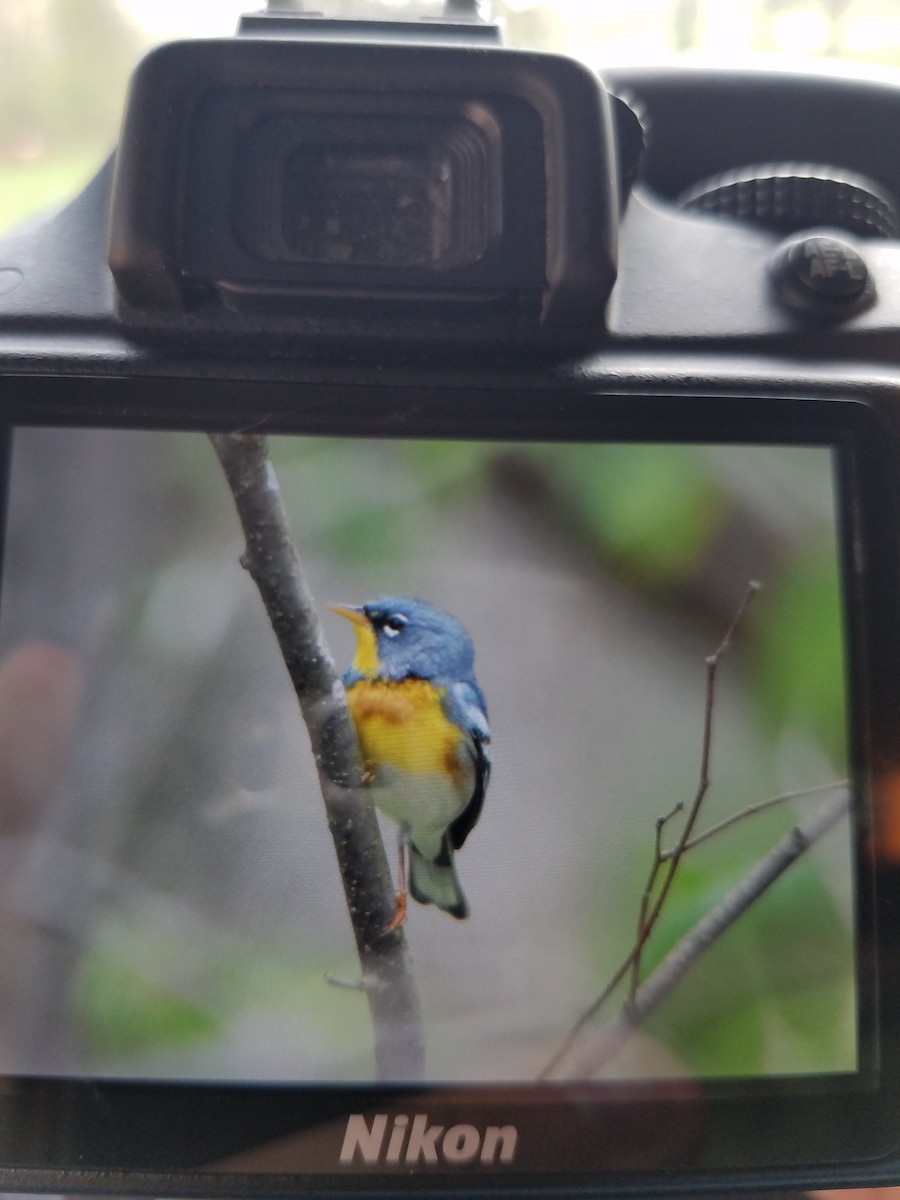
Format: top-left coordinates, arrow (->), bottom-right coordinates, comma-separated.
346,678 -> 462,778
348,681 -> 418,726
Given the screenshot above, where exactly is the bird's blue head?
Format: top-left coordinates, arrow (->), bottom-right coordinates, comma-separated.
331,596 -> 475,682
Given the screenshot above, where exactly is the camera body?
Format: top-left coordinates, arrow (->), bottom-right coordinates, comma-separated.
4,12 -> 900,1198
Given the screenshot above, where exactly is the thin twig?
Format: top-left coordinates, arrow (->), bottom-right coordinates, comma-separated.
539,582 -> 759,1079
630,583 -> 760,983
209,432 -> 424,1082
659,779 -> 849,861
629,802 -> 683,1001
545,787 -> 850,1080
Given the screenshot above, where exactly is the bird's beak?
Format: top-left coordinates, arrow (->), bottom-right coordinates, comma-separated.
329,603 -> 369,629
330,604 -> 378,675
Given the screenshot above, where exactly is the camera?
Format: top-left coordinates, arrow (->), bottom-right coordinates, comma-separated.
2,4 -> 900,1197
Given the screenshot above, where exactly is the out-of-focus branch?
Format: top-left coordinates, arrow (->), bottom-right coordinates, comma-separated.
210,432 -> 424,1082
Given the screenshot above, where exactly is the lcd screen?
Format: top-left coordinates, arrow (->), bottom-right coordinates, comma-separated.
0,426 -> 855,1099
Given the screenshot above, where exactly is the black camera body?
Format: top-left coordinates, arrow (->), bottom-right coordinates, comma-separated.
3,12 -> 900,1199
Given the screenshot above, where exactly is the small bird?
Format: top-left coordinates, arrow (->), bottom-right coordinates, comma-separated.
331,597 -> 490,927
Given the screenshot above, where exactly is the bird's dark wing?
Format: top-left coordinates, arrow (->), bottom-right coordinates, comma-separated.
449,730 -> 490,850
444,680 -> 491,851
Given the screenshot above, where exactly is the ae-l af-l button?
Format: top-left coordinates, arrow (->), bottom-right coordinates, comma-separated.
771,233 -> 874,318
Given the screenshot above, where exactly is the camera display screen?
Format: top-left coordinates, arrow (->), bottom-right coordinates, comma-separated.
0,425 -> 855,1089
0,407 -> 884,1185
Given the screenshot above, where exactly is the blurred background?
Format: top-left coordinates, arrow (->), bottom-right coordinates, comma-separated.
0,427 -> 853,1084
5,0 -> 900,234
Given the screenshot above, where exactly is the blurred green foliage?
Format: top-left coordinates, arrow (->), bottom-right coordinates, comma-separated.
754,539 -> 848,765
532,443 -> 725,584
75,915 -> 376,1077
76,948 -> 222,1061
641,848 -> 854,1075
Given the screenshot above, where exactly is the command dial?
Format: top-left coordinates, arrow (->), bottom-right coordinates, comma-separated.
677,163 -> 900,239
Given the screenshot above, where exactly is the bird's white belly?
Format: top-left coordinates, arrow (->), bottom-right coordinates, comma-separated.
372,763 -> 471,858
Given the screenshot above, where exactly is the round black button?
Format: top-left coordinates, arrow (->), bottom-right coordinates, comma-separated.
771,234 -> 873,318
786,236 -> 868,298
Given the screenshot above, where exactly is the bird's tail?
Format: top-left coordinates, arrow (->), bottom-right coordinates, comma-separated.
409,836 -> 468,919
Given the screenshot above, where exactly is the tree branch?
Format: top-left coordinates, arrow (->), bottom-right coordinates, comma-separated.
209,432 -> 424,1081
543,786 -> 850,1079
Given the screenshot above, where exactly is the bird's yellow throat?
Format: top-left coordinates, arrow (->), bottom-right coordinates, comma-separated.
331,605 -> 380,676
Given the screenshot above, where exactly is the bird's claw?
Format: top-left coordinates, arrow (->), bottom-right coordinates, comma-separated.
382,890 -> 408,935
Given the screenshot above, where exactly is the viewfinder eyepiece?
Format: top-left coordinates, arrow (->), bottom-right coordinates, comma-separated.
108,33 -> 619,347
234,107 -> 500,271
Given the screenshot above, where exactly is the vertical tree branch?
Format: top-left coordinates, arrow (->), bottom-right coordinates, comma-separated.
209,432 -> 424,1082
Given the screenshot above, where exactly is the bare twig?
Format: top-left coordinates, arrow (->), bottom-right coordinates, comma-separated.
659,779 -> 849,861
210,432 -> 424,1081
540,582 -> 759,1079
544,787 -> 850,1080
629,802 -> 683,1001
628,583 -> 761,991
638,582 -> 761,947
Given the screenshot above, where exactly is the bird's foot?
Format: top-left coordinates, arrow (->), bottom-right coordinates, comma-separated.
361,759 -> 376,785
382,890 -> 408,934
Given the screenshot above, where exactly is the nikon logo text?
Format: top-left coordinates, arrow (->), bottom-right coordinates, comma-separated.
340,1114 -> 518,1166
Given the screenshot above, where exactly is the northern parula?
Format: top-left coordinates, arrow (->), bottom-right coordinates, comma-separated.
331,597 -> 490,926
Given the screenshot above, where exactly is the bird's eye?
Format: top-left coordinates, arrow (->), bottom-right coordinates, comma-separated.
382,614 -> 408,638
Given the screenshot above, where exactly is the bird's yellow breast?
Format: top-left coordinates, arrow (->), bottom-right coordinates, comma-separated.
346,677 -> 467,783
